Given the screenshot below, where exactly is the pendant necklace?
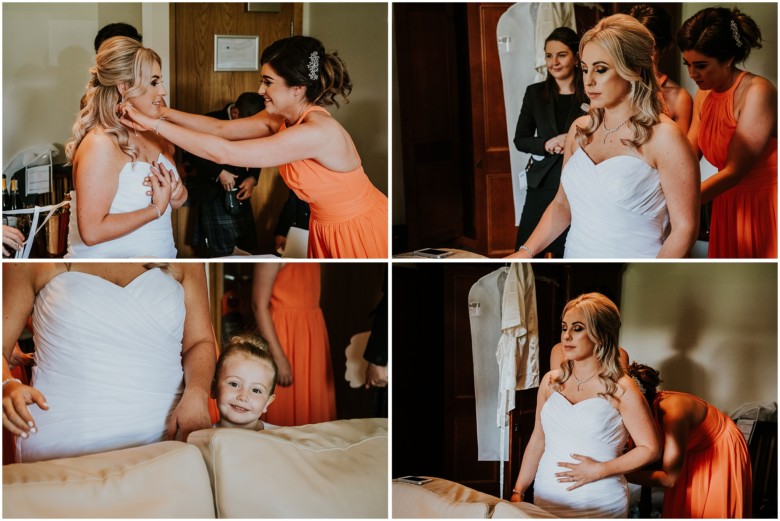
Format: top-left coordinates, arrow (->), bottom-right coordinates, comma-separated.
573,371 -> 596,391
602,117 -> 628,143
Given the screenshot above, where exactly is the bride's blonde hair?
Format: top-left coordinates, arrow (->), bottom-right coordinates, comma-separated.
551,292 -> 624,398
65,36 -> 161,164
575,14 -> 664,150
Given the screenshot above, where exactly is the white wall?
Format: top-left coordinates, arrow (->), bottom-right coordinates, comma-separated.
306,3 -> 389,195
620,263 -> 777,415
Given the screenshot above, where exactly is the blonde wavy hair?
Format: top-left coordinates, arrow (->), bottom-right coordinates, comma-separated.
551,292 -> 624,398
576,14 -> 664,150
65,36 -> 162,164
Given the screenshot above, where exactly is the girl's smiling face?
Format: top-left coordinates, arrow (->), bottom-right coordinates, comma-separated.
215,353 -> 276,428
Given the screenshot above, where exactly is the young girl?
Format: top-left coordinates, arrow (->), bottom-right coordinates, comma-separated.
211,335 -> 278,431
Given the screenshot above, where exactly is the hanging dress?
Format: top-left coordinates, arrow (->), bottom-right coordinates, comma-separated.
698,70 -> 778,258
263,264 -> 336,426
278,106 -> 388,258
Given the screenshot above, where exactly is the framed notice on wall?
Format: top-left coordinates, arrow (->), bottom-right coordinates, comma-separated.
214,35 -> 259,72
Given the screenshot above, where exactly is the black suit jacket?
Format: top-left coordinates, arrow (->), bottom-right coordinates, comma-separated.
513,81 -> 585,189
184,104 -> 260,202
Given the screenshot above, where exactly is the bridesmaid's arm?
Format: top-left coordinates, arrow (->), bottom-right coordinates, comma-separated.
686,90 -> 705,160
251,263 -> 293,387
167,263 -> 216,441
160,107 -> 282,141
700,77 -> 777,204
2,264 -> 49,437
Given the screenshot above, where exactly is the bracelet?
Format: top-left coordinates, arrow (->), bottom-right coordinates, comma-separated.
518,244 -> 534,257
149,203 -> 162,220
154,116 -> 166,134
2,378 -> 22,387
512,489 -> 525,499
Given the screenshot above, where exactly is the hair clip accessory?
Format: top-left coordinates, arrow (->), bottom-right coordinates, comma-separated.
631,375 -> 646,394
730,20 -> 742,47
307,51 -> 319,80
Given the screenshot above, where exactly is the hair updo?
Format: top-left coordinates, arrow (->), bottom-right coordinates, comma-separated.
677,7 -> 762,64
66,36 -> 162,164
260,35 -> 352,108
627,362 -> 662,404
627,4 -> 673,53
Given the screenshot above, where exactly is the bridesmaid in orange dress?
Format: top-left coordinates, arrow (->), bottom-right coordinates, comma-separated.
121,36 -> 388,259
252,263 -> 336,426
679,7 -> 777,258
627,364 -> 752,518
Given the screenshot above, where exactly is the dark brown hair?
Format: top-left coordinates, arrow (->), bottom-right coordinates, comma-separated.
677,7 -> 762,64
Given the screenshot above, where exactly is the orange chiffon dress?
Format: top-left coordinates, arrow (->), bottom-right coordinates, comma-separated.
278,106 -> 388,259
699,70 -> 778,258
654,391 -> 752,518
263,264 -> 336,426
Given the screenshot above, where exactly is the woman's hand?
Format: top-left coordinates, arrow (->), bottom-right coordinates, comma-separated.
505,248 -> 533,259
167,387 -> 211,441
2,226 -> 25,257
119,101 -> 156,133
555,454 -> 605,491
8,344 -> 34,371
274,354 -> 293,387
510,491 -> 525,503
146,161 -> 174,210
236,177 -> 256,200
365,363 -> 388,389
544,134 -> 567,155
2,380 -> 48,438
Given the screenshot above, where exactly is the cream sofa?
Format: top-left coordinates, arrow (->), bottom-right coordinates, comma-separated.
392,477 -> 557,518
3,418 -> 387,518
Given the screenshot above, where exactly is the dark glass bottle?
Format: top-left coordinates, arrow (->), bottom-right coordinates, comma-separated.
10,179 -> 21,210
2,176 -> 9,212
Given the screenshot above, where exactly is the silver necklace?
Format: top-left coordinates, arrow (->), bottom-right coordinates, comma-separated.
602,117 -> 629,143
573,371 -> 597,391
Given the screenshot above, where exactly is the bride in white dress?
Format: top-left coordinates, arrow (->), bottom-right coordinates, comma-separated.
65,36 -> 187,259
508,14 -> 699,259
1,263 -> 216,462
511,293 -> 660,518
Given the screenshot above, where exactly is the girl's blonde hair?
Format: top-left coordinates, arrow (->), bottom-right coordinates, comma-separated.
552,292 -> 624,398
576,14 -> 664,150
65,36 -> 162,164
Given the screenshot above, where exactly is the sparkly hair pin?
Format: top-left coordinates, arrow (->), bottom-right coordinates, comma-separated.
730,20 -> 743,48
631,375 -> 646,394
307,51 -> 319,80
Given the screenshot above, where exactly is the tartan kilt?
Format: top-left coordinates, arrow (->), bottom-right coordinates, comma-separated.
192,197 -> 257,257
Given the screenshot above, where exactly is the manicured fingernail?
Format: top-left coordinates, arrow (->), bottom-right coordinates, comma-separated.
21,432 -> 28,439
30,427 -> 37,434
27,421 -> 34,427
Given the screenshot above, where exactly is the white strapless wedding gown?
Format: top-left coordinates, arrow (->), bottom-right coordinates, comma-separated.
562,148 -> 669,258
16,268 -> 185,463
533,392 -> 629,518
66,153 -> 178,258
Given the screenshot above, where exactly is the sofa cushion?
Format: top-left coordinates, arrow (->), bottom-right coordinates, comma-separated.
3,441 -> 215,518
392,477 -> 501,518
188,418 -> 387,518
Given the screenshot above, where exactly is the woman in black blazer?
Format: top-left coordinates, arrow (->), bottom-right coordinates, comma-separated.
513,27 -> 588,257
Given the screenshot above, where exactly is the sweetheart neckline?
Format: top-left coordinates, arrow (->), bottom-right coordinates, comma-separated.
551,390 -> 617,410
48,267 -> 170,290
574,147 -> 655,170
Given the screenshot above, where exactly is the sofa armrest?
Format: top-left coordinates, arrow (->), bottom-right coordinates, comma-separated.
392,477 -> 501,518
3,441 -> 215,518
188,418 -> 387,518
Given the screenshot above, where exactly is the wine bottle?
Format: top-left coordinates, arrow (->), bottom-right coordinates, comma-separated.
10,179 -> 21,210
2,176 -> 9,212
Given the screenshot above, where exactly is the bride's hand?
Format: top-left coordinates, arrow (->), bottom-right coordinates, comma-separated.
118,101 -> 155,132
147,162 -> 173,210
2,380 -> 48,438
555,454 -> 604,491
167,387 -> 211,441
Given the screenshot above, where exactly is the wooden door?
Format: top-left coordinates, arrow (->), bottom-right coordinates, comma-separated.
393,4 -> 467,251
466,3 -> 515,257
169,3 -> 302,256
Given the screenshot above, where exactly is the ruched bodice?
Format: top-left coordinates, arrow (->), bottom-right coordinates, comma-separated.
534,392 -> 629,518
17,268 -> 185,462
562,148 -> 668,258
66,153 -> 179,258
278,107 -> 387,258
